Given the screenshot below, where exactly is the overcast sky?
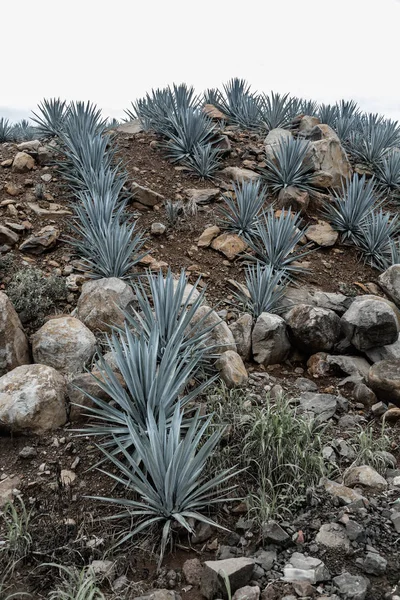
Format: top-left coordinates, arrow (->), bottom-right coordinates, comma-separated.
2,0 -> 400,123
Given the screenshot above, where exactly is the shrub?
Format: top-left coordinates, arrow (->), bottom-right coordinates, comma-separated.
348,425 -> 392,475
260,136 -> 315,193
235,263 -> 287,318
93,404 -> 237,568
219,179 -> 267,238
7,268 -> 67,327
246,207 -> 311,278
322,174 -> 378,242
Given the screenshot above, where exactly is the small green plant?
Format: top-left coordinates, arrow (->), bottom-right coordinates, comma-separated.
0,498 -> 33,579
219,179 -> 267,238
47,565 -> 105,600
260,136 -> 315,194
348,425 -> 393,475
165,199 -> 183,227
7,267 -> 68,327
234,263 -> 287,318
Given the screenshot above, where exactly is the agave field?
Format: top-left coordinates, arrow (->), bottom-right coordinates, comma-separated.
0,80 -> 400,599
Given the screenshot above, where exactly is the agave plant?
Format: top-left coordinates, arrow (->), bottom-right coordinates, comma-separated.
31,98 -> 68,137
165,200 -> 183,227
260,92 -> 294,130
260,136 -> 315,194
92,403 -> 238,567
161,109 -> 216,163
348,113 -> 400,169
0,117 -> 13,142
9,120 -> 38,142
79,325 -> 213,450
182,143 -> 221,179
318,103 -> 339,127
355,209 -> 400,269
219,179 -> 267,238
246,207 -> 311,277
235,263 -> 288,318
375,151 -> 400,195
322,174 -> 378,242
63,100 -> 107,137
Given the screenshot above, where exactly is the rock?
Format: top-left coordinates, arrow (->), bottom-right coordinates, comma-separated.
264,128 -> 293,162
365,336 -> 400,362
198,225 -> 221,248
19,225 -> 60,254
185,188 -> 220,204
5,182 -> 22,196
229,314 -> 252,361
151,222 -> 166,235
371,401 -> 387,416
211,233 -> 247,260
134,592 -> 181,600
283,287 -> 350,315
391,511 -> 400,533
36,146 -> 52,165
27,202 -> 72,216
0,364 -> 67,434
362,552 -> 387,575
190,306 -> 236,354
233,586 -> 260,600
285,304 -> 341,353
219,166 -> 261,183
277,186 -> 309,214
368,359 -> 400,405
0,292 -> 30,376
306,125 -> 351,188
203,104 -> 227,120
216,351 -> 248,388
295,377 -> 318,392
60,469 -> 76,486
0,475 -> 22,507
383,407 -> 400,422
298,115 -> 321,134
323,479 -> 366,505
326,355 -> 370,378
18,446 -> 37,459
315,523 -> 350,551
305,221 -> 338,247
378,264 -> 400,307
0,225 -> 19,246
201,558 -> 254,600
32,317 -> 96,375
353,383 -> 377,408
76,277 -> 135,333
253,550 -> 276,572
333,573 -> 369,600
283,552 -> 330,584
182,558 -> 202,586
344,465 -> 387,491
191,521 -> 214,544
41,173 -> 52,183
130,182 -> 164,207
252,313 -> 291,365
17,140 -> 41,151
89,560 -> 115,580
341,297 -> 398,351
262,520 -> 290,546
12,151 -> 35,173
116,120 -> 144,134
309,170 -> 334,188
297,392 -> 337,423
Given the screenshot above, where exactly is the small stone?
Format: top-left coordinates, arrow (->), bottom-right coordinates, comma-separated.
371,401 -> 387,416
0,225 -> 19,246
182,558 -> 202,586
323,479 -> 366,506
198,225 -> 221,248
89,560 -> 115,580
333,572 -> 369,600
283,552 -> 330,584
19,225 -> 60,254
262,520 -> 290,546
306,221 -> 338,247
232,586 -> 260,600
362,552 -> 387,576
211,233 -> 247,260
151,222 -> 166,235
60,469 -> 76,487
0,475 -> 22,507
391,511 -> 400,533
12,152 -> 35,173
344,465 -> 387,491
315,522 -> 350,551
18,446 -> 37,459
185,188 -> 220,204
201,558 -> 255,600
130,182 -> 164,207
216,350 -> 248,388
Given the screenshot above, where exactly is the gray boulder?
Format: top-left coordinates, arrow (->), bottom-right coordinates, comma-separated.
76,277 -> 135,333
229,314 -> 252,361
365,335 -> 400,362
341,296 -> 398,351
0,292 -> 30,376
252,313 -> 291,365
190,306 -> 236,355
333,572 -> 369,600
264,128 -> 293,162
297,392 -> 338,423
378,264 -> 400,307
285,304 -> 341,353
368,359 -> 400,405
201,557 -> 254,600
216,351 -> 248,388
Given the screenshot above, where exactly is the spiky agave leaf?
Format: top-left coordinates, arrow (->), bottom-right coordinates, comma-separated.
261,92 -> 294,130
375,151 -> 400,195
355,209 -> 400,270
349,113 -> 400,169
0,117 -> 13,142
161,108 -> 216,162
90,403 -> 238,568
235,263 -> 288,318
318,103 -> 339,127
218,179 -> 268,238
322,174 -> 378,242
63,100 -> 107,137
260,136 -> 315,193
31,98 -> 68,137
245,207 -> 312,277
77,325 -> 214,450
182,143 -> 221,179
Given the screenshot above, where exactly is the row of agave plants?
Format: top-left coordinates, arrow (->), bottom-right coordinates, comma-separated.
31,100 -> 238,567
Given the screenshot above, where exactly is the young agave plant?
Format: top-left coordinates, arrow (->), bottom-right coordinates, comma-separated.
376,151 -> 400,196
260,137 -> 315,194
355,209 -> 400,270
260,91 -> 294,131
92,404 -> 238,568
165,199 -> 183,227
161,108 -> 216,163
182,143 -> 221,179
235,263 -> 288,318
219,179 -> 268,238
322,174 -> 378,242
31,98 -> 68,137
348,113 -> 400,170
246,207 -> 312,278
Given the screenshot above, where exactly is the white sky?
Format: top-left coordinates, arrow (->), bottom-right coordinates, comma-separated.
2,0 -> 400,123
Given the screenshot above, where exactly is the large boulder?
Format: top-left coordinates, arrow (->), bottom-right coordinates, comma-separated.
285,304 -> 341,353
190,306 -> 236,355
305,124 -> 351,188
365,336 -> 400,362
0,292 -> 30,376
378,264 -> 400,307
0,364 -> 67,434
229,313 -> 252,361
32,317 -> 96,375
76,277 -> 135,333
216,351 -> 248,388
368,359 -> 400,405
252,313 -> 291,365
264,128 -> 293,162
341,297 -> 398,351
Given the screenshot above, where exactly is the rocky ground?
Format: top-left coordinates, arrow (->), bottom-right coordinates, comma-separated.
1,119 -> 400,600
